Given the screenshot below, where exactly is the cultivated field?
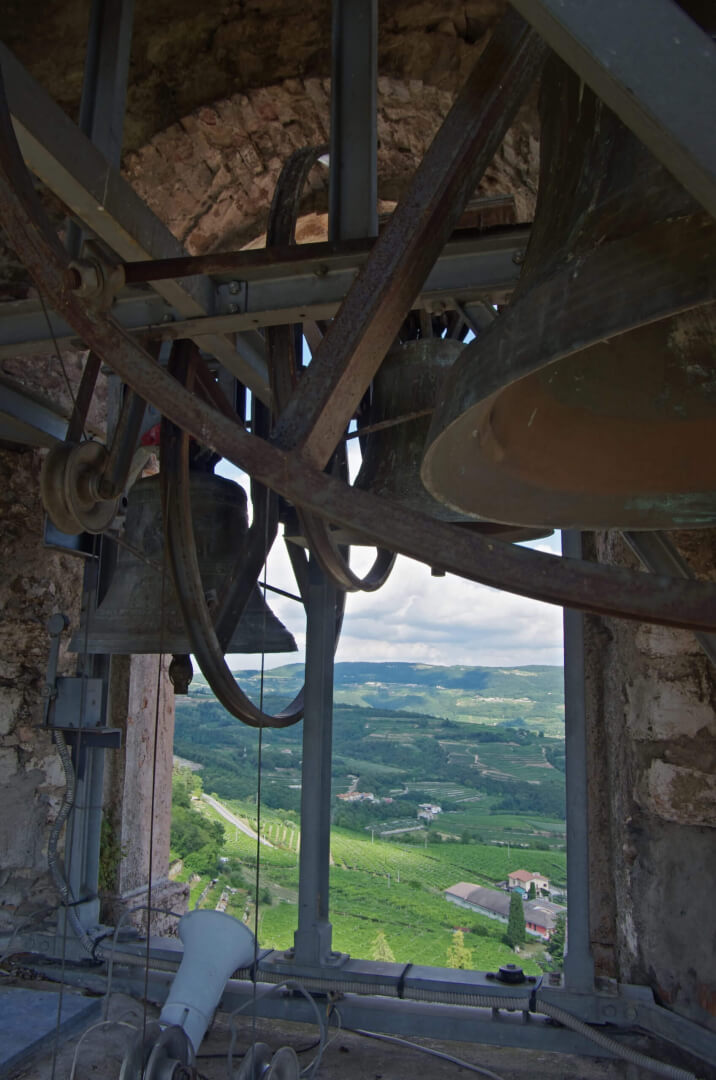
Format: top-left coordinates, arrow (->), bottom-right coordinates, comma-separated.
186,797 -> 563,973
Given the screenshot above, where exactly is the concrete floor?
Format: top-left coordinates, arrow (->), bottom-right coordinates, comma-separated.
3,980 -> 630,1080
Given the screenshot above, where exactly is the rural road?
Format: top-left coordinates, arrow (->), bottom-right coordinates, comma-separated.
201,793 -> 275,848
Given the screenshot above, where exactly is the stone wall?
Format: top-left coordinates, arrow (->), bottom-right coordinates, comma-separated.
124,75 -> 538,253
0,442 -> 185,939
0,445 -> 83,931
584,531 -> 716,1031
0,1 -> 511,153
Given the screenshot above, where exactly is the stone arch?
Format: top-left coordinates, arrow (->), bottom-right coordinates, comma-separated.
124,76 -> 538,253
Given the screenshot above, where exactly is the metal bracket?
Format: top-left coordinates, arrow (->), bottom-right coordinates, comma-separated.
47,676 -> 104,730
67,251 -> 126,311
622,531 -> 716,667
43,612 -> 121,746
42,612 -> 69,726
216,279 -> 248,316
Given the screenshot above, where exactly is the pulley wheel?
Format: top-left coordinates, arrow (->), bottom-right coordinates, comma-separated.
235,1042 -> 272,1080
41,439 -> 120,534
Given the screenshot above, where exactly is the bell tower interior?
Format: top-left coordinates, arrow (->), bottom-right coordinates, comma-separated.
0,2 -> 714,1078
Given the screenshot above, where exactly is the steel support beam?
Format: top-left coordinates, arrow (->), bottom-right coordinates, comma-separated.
0,42 -> 270,401
5,91 -> 716,631
272,11 -> 547,468
622,531 -> 716,667
23,952 -> 716,1069
0,230 -> 525,358
511,0 -> 716,219
292,559 -> 338,965
292,0 -> 378,966
0,382 -> 68,445
561,531 -> 595,993
66,0 -> 135,257
329,0 -> 378,242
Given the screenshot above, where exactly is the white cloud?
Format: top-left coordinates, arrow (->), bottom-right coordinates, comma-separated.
218,460 -> 564,672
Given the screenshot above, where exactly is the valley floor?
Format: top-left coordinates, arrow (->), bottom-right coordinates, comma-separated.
173,793 -> 566,974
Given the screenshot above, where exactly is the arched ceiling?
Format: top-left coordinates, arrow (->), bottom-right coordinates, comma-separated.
124,76 -> 538,253
0,0 -> 511,153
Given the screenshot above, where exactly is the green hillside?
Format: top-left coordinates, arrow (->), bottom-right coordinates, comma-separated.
172,664 -> 567,970
175,663 -> 566,837
176,792 -> 563,972
192,661 -> 565,733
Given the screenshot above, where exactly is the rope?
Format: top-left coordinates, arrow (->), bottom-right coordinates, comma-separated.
37,287 -> 88,444
143,477 -> 170,1033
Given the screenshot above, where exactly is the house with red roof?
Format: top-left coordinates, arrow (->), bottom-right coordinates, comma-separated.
508,869 -> 550,895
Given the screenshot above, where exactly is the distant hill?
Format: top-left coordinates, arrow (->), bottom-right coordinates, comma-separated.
192,662 -> 564,733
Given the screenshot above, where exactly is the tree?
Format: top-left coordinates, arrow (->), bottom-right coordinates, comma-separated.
371,930 -> 395,963
549,912 -> 566,965
506,892 -> 526,948
447,930 -> 473,969
527,882 -> 537,900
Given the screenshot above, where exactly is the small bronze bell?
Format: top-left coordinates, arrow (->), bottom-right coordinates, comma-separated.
70,473 -> 297,656
422,56 -> 716,531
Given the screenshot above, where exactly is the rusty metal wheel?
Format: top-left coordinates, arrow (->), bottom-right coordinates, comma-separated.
160,340 -> 344,729
3,59 -> 716,635
266,146 -> 397,593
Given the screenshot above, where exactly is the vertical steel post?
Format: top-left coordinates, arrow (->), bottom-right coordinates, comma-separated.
329,0 -> 378,242
63,660 -> 108,936
293,557 -> 338,964
61,0 -> 135,937
561,530 -> 595,991
58,556 -> 111,940
67,0 -> 135,256
292,0 -> 378,964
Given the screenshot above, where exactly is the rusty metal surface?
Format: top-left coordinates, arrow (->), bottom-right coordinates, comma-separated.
422,54 -> 716,531
3,59 -> 716,631
116,225 -> 514,287
271,10 -> 548,470
160,364 -> 305,729
267,145 -> 396,592
65,352 -> 101,444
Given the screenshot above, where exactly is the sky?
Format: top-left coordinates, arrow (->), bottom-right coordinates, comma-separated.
216,459 -> 565,673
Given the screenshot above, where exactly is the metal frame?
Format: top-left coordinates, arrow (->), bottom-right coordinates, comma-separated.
511,0 -> 716,219
0,229 -> 527,359
0,39 -> 270,402
1,0 -> 715,1071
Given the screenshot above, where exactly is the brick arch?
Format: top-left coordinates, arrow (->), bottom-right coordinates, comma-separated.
124,76 -> 538,254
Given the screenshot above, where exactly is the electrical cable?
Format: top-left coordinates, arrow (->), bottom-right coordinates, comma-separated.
46,730 -> 97,958
50,532 -> 103,1080
338,1021 -> 508,1080
535,999 -> 699,1080
226,981 -> 326,1080
68,1019 -> 138,1080
37,286 -> 88,444
196,1037 -> 321,1060
303,1002 -> 340,1079
143,479 -> 171,1035
104,905 -> 183,1021
247,485 -> 271,1062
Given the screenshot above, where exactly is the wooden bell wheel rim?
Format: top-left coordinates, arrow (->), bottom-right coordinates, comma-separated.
265,145 -> 397,593
3,59 -> 716,637
160,340 -> 345,729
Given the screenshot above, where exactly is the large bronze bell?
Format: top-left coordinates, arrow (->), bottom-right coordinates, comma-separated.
70,472 -> 297,656
353,338 -> 550,543
422,56 -> 716,531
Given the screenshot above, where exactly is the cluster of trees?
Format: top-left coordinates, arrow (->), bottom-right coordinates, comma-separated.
174,689 -> 566,821
544,744 -> 566,773
506,892 -> 526,948
170,769 -> 225,876
492,782 -> 565,819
